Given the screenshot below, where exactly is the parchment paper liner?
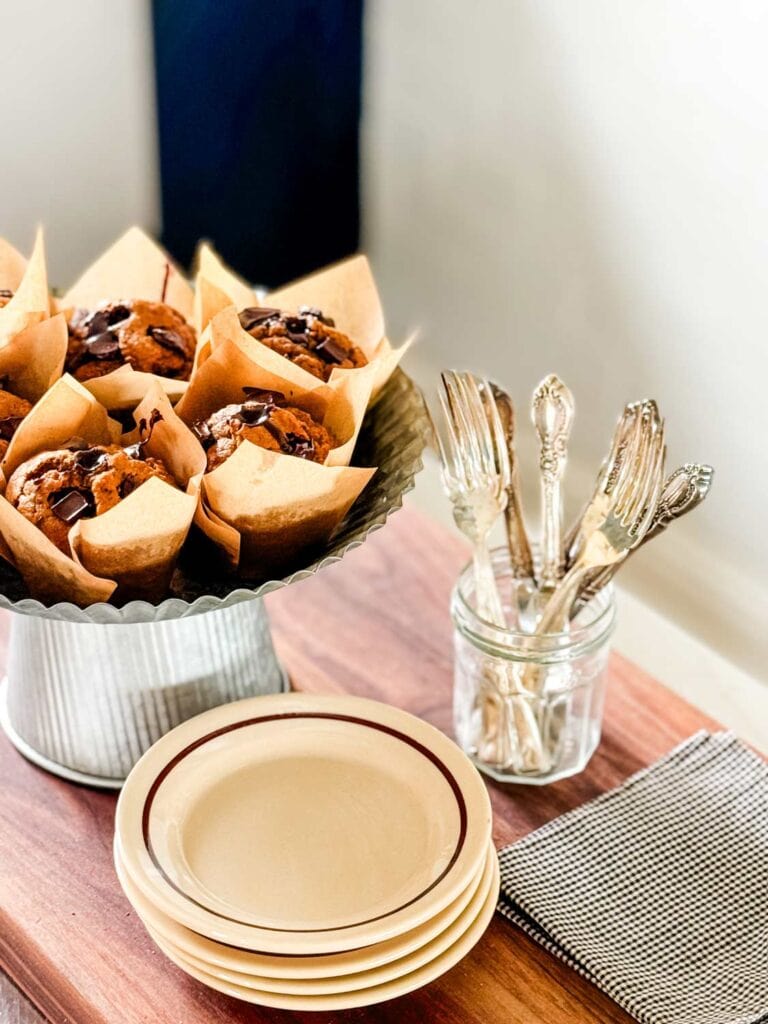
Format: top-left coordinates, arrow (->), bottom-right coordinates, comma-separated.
0,312 -> 66,540
59,226 -> 195,404
176,337 -> 376,574
83,364 -> 187,412
0,314 -> 68,403
0,230 -> 52,346
194,246 -> 412,399
0,375 -> 203,605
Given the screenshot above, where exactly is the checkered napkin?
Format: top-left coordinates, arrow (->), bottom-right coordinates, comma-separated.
496,732 -> 768,1024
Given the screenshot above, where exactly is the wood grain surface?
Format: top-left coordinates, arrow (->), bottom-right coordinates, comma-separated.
0,506 -> 720,1024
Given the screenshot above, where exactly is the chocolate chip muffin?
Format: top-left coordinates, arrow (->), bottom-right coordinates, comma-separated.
66,299 -> 196,382
0,388 -> 32,460
5,435 -> 176,554
0,288 -> 13,309
194,388 -> 334,471
238,306 -> 367,382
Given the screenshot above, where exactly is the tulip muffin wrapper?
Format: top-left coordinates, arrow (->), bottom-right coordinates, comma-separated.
0,314 -> 68,405
194,245 -> 413,401
0,375 -> 203,605
0,230 -> 52,346
176,336 -> 377,574
61,226 -> 195,322
58,226 -> 195,405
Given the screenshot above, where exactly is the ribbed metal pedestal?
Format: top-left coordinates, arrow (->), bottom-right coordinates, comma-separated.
0,600 -> 288,788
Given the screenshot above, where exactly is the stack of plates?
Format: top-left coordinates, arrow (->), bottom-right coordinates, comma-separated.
114,692 -> 497,1010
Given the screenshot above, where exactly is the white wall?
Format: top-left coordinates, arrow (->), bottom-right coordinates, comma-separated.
363,0 -> 768,681
0,0 -> 159,286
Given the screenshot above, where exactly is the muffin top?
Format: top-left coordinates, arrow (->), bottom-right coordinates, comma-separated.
6,428 -> 176,554
66,299 -> 196,382
193,388 -> 334,471
238,306 -> 367,382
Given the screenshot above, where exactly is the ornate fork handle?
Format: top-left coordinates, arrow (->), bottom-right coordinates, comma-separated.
491,384 -> 534,579
540,471 -> 563,586
573,463 -> 713,610
532,375 -> 575,589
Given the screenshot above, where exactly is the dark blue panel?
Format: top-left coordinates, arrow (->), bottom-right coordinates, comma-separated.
152,0 -> 363,287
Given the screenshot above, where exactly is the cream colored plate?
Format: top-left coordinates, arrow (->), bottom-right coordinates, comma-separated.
115,837 -> 489,980
149,853 -> 500,1010
116,692 -> 492,955
117,839 -> 495,991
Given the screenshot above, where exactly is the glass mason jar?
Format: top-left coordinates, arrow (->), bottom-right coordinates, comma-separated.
451,547 -> 616,785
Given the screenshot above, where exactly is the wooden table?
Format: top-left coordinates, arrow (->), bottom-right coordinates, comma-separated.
0,506 -> 719,1024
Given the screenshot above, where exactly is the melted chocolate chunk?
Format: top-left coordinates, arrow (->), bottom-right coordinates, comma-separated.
238,404 -> 273,427
73,446 -> 108,472
242,387 -> 285,405
119,479 -> 136,499
148,325 -> 187,355
237,388 -> 285,428
0,415 -> 24,440
85,331 -> 120,359
49,487 -> 95,524
239,306 -> 281,332
85,310 -> 110,337
298,305 -> 335,327
192,419 -> 214,448
124,409 -> 164,459
84,306 -> 131,339
284,316 -> 307,334
107,305 -> 132,326
281,432 -> 315,458
314,336 -> 348,364
0,288 -> 13,299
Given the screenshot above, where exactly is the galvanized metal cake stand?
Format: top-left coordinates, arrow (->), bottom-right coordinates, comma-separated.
0,369 -> 429,788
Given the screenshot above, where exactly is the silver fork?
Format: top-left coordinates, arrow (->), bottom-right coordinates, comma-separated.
525,402 -> 664,765
434,370 -> 509,624
531,375 -> 575,589
490,383 -> 534,580
574,463 -> 713,609
563,400 -> 644,568
434,370 -> 545,771
537,403 -> 666,635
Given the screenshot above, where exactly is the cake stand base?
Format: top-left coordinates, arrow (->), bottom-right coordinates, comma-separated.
0,598 -> 289,788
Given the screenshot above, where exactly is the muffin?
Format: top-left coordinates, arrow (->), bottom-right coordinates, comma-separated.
66,299 -> 196,382
0,387 -> 32,460
6,435 -> 177,554
0,288 -> 13,309
238,306 -> 367,382
194,388 -> 334,471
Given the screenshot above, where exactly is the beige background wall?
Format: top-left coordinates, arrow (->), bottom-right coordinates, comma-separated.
362,0 -> 767,680
0,0 -> 159,285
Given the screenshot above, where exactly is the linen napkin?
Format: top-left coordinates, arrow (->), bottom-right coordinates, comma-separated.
497,732 -> 768,1024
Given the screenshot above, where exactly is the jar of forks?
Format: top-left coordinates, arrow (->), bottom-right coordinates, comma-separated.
451,546 -> 616,784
